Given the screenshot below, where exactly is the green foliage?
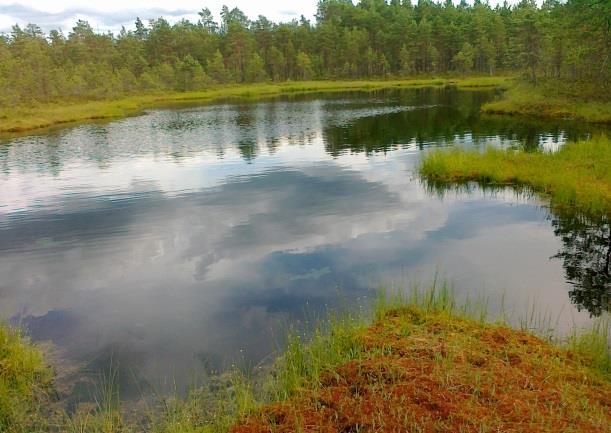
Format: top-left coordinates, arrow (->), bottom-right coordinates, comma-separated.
0,1 -> 608,107
176,55 -> 208,91
208,50 -> 229,84
296,51 -> 314,80
399,44 -> 413,77
243,53 -> 266,83
0,325 -> 52,433
0,76 -> 512,133
482,81 -> 611,122
569,317 -> 611,379
419,135 -> 611,218
453,42 -> 475,74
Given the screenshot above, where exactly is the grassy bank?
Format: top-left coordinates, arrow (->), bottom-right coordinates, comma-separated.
0,76 -> 511,135
2,286 -> 609,432
230,290 -> 610,433
419,135 -> 611,217
0,325 -> 53,432
482,82 -> 611,123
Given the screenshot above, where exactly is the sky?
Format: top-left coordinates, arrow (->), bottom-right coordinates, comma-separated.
0,0 -> 317,33
0,1 -> 518,34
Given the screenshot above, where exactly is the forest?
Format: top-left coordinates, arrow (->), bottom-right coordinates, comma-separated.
0,0 -> 609,107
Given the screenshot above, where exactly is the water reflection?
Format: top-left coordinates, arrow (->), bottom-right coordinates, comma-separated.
0,88 -> 609,402
551,212 -> 610,316
1,88 -> 604,172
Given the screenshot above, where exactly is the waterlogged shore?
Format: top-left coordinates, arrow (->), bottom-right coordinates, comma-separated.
0,77 -> 510,135
231,304 -> 610,433
420,135 -> 611,218
1,288 -> 609,432
482,83 -> 611,124
3,77 -> 610,137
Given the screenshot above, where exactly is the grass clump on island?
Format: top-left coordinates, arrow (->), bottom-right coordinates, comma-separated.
0,76 -> 511,134
482,81 -> 611,123
2,285 -> 610,433
419,135 -> 611,217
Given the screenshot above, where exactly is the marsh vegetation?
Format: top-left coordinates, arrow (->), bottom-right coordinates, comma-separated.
2,286 -> 609,432
420,135 -> 611,217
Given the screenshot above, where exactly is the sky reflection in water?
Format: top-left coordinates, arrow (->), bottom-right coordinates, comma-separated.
0,88 -> 607,400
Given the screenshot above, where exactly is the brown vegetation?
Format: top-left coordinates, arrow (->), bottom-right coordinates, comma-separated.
231,308 -> 610,433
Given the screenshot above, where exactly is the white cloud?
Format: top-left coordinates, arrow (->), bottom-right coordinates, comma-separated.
0,0 -> 317,32
0,1 -> 521,33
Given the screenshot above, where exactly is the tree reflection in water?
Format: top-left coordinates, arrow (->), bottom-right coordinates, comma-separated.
551,211 -> 610,317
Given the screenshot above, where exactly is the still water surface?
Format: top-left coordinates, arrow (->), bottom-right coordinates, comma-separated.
0,88 -> 608,401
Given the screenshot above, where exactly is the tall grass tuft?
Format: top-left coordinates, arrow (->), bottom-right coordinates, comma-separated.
568,317 -> 610,379
0,324 -> 53,432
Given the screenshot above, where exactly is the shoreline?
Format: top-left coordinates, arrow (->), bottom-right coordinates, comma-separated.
2,287 -> 609,432
0,77 -> 510,136
4,76 -> 610,139
481,83 -> 611,124
232,300 -> 610,433
1,78 -> 610,431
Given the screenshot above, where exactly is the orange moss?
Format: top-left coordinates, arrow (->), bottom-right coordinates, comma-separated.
231,309 -> 610,433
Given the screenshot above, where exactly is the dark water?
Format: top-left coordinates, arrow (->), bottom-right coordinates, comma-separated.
0,88 -> 608,401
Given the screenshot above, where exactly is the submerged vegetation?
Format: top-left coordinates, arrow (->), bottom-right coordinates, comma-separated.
2,287 -> 609,432
419,135 -> 611,217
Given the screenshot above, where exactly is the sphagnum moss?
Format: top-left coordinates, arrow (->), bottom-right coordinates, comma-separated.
2,286 -> 609,433
482,82 -> 611,123
230,292 -> 610,433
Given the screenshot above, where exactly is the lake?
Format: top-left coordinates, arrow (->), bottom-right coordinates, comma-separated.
0,87 -> 608,402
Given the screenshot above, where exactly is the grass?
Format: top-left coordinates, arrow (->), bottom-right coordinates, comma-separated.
0,76 -> 512,135
419,135 -> 611,218
482,81 -> 611,123
2,284 -> 609,432
229,285 -> 610,433
0,325 -> 53,433
3,76 -> 608,137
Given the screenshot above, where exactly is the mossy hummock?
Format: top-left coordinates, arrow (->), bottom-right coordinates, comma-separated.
232,307 -> 610,433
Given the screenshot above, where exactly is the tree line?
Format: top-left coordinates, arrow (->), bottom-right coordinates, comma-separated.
0,0 -> 609,106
